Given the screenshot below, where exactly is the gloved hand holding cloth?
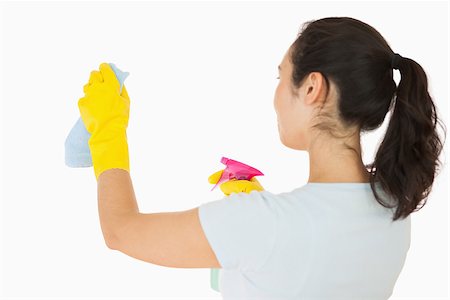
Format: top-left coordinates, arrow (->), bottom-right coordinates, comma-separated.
78,63 -> 131,180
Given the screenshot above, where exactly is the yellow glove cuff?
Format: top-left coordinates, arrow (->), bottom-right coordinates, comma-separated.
89,129 -> 130,180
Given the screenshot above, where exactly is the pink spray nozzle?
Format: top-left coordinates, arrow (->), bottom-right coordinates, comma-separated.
211,156 -> 264,191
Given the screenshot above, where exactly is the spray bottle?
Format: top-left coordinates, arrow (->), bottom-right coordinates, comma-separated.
64,63 -> 129,168
209,156 -> 264,292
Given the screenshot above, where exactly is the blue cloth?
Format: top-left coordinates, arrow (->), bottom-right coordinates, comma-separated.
64,63 -> 129,168
198,182 -> 411,299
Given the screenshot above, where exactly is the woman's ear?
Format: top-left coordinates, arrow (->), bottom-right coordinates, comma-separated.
303,72 -> 324,106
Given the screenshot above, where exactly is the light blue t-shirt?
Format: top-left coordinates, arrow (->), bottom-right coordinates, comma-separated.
198,182 -> 411,300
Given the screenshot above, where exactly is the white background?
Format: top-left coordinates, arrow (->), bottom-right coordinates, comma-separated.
0,0 -> 448,299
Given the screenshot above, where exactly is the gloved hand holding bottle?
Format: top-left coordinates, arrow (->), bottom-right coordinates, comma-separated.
207,163 -> 265,292
208,169 -> 265,196
77,63 -> 131,180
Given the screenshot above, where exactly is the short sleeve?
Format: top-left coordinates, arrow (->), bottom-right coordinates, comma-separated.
198,190 -> 278,272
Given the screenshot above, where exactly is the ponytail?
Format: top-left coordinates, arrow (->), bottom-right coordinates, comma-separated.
367,54 -> 446,221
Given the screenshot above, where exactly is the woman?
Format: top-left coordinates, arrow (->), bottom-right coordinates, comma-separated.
79,16 -> 446,299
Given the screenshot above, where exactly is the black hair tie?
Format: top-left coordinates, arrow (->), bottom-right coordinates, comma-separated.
391,53 -> 402,70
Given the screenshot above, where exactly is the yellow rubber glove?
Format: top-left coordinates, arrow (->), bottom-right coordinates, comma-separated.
208,169 -> 265,196
78,63 -> 130,180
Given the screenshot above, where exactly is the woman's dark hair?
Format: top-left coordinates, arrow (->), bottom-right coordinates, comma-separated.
289,17 -> 446,221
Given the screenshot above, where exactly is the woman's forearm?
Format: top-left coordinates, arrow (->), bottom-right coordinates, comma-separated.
97,168 -> 140,245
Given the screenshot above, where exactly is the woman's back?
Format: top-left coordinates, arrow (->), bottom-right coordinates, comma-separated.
199,182 -> 411,299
